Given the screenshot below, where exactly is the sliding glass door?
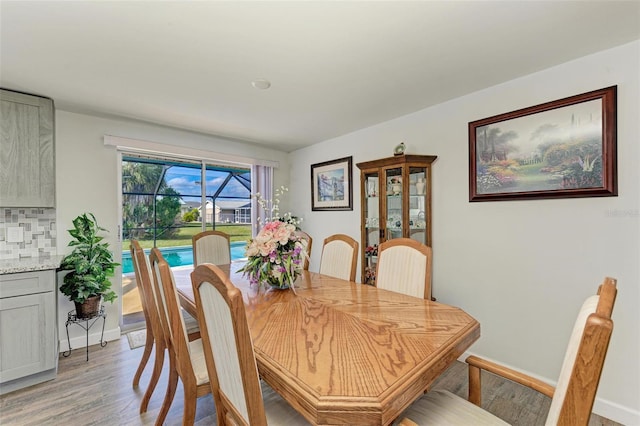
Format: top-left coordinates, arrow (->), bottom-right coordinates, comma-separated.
121,154 -> 252,327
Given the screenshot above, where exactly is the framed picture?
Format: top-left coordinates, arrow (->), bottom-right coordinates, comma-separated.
311,156 -> 353,211
469,86 -> 617,202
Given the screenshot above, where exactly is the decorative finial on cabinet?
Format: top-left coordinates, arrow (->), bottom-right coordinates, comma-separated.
393,142 -> 406,156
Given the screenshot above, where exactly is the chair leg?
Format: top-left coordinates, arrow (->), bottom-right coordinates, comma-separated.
155,354 -> 179,426
133,329 -> 155,387
468,363 -> 482,406
140,340 -> 166,413
182,383 -> 198,426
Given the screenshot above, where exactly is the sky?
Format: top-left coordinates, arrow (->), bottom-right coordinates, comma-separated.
164,166 -> 250,201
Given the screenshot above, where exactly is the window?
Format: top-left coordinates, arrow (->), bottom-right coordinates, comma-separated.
122,155 -> 252,247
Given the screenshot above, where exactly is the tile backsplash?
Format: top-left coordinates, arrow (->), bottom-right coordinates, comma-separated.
0,208 -> 57,260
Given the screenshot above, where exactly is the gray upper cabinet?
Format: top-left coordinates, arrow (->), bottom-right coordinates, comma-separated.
0,89 -> 55,207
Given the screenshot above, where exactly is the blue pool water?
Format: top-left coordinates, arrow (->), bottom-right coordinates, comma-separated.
122,241 -> 247,274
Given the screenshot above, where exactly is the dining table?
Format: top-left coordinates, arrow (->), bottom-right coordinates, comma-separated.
174,263 -> 480,426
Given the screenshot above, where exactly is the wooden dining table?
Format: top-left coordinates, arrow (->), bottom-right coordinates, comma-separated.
174,263 -> 480,426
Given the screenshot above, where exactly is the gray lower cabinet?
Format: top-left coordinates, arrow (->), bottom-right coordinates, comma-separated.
0,89 -> 55,207
0,270 -> 57,394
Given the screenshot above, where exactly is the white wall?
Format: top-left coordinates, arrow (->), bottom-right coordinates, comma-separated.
288,41 -> 640,424
55,110 -> 290,349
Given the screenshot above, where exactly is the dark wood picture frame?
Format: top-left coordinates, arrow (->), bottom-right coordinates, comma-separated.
311,156 -> 353,211
469,86 -> 617,202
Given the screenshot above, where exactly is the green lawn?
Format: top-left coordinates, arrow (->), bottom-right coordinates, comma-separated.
123,222 -> 252,250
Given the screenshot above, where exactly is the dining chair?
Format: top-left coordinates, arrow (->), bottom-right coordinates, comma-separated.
129,240 -> 155,390
192,230 -> 231,266
294,230 -> 312,270
191,263 -> 309,425
130,241 -> 200,416
396,277 -> 617,426
319,234 -> 359,281
149,248 -> 210,426
376,238 -> 432,300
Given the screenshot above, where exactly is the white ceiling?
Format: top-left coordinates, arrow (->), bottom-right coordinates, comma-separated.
1,1 -> 639,152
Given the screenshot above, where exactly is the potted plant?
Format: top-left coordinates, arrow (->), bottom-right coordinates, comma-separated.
59,213 -> 118,319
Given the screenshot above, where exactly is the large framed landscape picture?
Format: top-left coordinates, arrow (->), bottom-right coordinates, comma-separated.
469,86 -> 617,202
311,156 -> 353,211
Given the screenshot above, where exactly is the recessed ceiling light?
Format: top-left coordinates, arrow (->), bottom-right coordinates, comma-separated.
251,79 -> 271,90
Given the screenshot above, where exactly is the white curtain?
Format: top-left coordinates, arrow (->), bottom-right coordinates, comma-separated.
250,165 -> 273,238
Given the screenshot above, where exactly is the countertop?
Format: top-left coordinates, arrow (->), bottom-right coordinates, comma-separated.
0,256 -> 65,275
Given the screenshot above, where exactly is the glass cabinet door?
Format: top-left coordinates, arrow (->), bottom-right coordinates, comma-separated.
384,167 -> 403,241
363,172 -> 379,285
409,166 -> 428,244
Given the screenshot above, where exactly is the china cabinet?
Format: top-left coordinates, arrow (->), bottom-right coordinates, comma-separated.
356,155 -> 436,286
0,89 -> 55,207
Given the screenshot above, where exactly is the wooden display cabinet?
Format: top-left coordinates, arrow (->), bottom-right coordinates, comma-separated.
356,155 -> 437,285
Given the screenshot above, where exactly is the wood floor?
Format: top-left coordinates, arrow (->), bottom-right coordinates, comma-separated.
0,335 -> 621,426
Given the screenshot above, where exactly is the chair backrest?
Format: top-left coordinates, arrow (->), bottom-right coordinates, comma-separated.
149,248 -> 194,376
319,234 -> 359,281
294,230 -> 312,270
130,240 -> 165,344
545,277 -> 617,426
129,240 -> 152,329
193,230 -> 231,266
376,238 -> 432,299
191,263 -> 268,426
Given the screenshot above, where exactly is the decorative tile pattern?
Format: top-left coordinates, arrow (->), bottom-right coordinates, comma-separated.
0,208 -> 57,260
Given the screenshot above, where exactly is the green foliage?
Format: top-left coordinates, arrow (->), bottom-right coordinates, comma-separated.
154,188 -> 181,238
183,208 -> 199,222
561,160 -> 603,189
59,213 -> 119,304
122,161 -> 181,241
543,143 -> 572,167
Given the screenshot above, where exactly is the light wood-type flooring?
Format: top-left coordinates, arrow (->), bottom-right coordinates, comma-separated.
0,335 -> 621,426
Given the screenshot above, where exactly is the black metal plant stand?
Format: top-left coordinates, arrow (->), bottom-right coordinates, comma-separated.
62,306 -> 107,361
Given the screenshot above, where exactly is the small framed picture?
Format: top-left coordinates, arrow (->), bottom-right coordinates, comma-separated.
311,156 -> 353,211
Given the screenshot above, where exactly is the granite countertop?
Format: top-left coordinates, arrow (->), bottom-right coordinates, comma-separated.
0,256 -> 65,275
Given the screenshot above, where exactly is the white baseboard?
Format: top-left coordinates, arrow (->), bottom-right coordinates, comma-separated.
592,397 -> 640,426
459,351 -> 639,426
58,326 -> 121,353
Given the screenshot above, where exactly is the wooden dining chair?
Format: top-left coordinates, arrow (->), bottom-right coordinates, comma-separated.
191,263 -> 309,425
129,240 -> 156,390
376,238 -> 432,300
319,234 -> 359,281
396,277 -> 617,426
130,241 -> 200,417
294,230 -> 312,270
192,230 -> 231,266
149,248 -> 210,426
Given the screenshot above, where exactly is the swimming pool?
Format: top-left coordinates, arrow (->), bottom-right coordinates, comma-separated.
121,241 -> 247,274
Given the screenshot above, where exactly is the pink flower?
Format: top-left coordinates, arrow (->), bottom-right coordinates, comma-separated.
263,221 -> 281,232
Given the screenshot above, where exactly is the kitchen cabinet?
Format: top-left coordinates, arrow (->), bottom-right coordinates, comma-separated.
356,155 -> 437,286
0,270 -> 58,394
0,89 -> 55,207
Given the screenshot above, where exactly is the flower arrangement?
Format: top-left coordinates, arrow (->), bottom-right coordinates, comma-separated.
238,187 -> 307,290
